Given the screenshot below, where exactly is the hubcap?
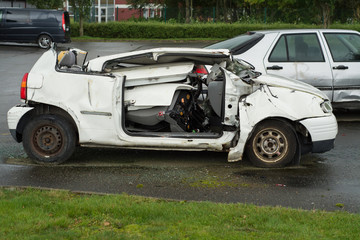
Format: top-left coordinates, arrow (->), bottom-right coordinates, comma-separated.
253,129 -> 288,163
39,37 -> 50,48
33,125 -> 63,156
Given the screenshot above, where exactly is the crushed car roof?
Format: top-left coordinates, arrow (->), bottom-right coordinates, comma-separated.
86,48 -> 231,72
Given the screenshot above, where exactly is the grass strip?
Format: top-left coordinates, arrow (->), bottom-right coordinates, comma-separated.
0,187 -> 359,239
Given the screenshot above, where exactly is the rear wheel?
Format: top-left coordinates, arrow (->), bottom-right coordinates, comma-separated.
23,115 -> 76,165
245,120 -> 297,168
37,34 -> 52,49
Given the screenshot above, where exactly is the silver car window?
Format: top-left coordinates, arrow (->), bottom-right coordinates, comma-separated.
324,33 -> 360,62
268,36 -> 287,61
269,33 -> 324,62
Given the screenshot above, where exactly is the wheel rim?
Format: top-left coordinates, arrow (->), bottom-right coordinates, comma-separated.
32,125 -> 63,157
252,128 -> 288,163
39,36 -> 50,48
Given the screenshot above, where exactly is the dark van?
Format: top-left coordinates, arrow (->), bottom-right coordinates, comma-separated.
0,8 -> 70,48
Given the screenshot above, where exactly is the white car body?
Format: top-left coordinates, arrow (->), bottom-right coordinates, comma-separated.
7,47 -> 337,167
207,29 -> 360,109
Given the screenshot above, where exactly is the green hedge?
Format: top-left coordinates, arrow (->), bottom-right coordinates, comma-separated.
70,22 -> 360,39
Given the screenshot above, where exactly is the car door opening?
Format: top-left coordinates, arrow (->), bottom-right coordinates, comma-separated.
121,64 -> 226,138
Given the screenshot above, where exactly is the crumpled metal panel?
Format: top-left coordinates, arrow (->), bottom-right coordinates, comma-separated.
333,89 -> 360,102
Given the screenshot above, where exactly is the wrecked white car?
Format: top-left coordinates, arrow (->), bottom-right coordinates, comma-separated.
7,47 -> 338,167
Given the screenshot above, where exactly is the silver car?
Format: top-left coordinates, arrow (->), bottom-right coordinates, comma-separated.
207,29 -> 360,109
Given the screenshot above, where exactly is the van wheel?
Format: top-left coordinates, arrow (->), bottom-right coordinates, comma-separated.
37,34 -> 52,49
245,120 -> 297,168
22,115 -> 76,165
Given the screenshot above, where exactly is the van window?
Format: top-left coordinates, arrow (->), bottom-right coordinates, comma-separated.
6,10 -> 30,23
31,11 -> 58,23
0,10 -> 3,22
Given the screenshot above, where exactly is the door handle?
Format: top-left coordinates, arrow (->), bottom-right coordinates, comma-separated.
266,65 -> 283,70
333,65 -> 348,70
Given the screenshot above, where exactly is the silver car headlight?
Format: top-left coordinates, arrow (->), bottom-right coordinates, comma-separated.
321,100 -> 333,113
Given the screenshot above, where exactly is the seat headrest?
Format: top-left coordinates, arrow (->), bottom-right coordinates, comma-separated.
58,51 -> 76,67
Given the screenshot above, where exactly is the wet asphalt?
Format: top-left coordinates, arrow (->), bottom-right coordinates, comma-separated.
1,41 -> 360,213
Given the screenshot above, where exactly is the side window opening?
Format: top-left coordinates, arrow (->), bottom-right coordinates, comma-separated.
269,33 -> 324,62
324,33 -> 360,62
47,13 -> 57,22
269,35 -> 287,62
6,10 -> 30,23
31,11 -> 58,24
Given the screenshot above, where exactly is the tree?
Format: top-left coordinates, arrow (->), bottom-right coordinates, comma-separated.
27,0 -> 63,9
336,0 -> 360,23
69,0 -> 92,37
185,0 -> 190,23
127,0 -> 164,20
126,0 -> 150,18
309,0 -> 336,28
244,0 -> 297,9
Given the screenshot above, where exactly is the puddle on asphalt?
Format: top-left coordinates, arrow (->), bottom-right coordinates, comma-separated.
5,147 -> 332,190
233,154 -> 330,188
5,147 -> 228,168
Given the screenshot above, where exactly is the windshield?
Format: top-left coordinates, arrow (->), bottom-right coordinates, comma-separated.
205,32 -> 264,55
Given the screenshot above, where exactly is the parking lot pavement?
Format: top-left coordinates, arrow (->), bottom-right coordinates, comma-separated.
1,42 -> 360,213
334,110 -> 360,122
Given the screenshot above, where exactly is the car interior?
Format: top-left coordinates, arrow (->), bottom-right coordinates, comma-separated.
55,49 -> 257,138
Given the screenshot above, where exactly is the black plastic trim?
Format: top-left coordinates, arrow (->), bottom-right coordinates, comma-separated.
9,129 -> 18,142
312,139 -> 335,153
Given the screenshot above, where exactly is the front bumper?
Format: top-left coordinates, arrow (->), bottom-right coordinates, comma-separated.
312,139 -> 335,153
300,114 -> 338,153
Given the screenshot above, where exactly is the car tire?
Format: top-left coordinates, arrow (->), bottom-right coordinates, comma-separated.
245,120 -> 297,168
37,34 -> 52,49
22,115 -> 76,165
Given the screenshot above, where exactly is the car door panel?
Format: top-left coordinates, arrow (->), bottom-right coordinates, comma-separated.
4,9 -> 33,42
264,32 -> 334,100
322,32 -> 360,102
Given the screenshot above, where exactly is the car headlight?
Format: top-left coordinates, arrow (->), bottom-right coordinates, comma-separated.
321,100 -> 333,113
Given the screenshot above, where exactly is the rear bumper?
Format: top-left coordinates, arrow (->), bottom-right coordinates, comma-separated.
7,105 -> 34,142
300,114 -> 338,153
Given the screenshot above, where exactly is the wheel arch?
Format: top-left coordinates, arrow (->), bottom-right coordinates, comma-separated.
245,117 -> 304,166
16,103 -> 79,144
37,33 -> 54,48
37,32 -> 54,41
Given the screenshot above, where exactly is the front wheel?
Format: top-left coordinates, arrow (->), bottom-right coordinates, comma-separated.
22,115 -> 76,165
245,120 -> 297,168
37,34 -> 52,49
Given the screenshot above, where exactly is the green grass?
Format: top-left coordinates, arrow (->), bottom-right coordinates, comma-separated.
0,187 -> 359,239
